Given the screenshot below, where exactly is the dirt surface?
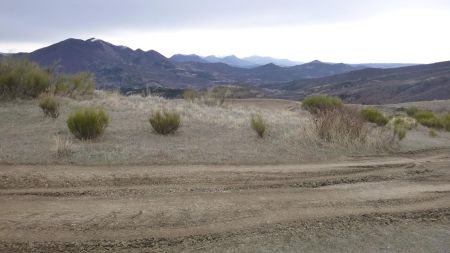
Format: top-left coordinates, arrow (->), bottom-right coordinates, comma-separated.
1,149 -> 449,252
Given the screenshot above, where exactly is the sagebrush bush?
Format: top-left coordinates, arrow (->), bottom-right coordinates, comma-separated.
361,107 -> 388,126
414,111 -> 443,129
39,94 -> 61,118
182,89 -> 199,101
441,113 -> 450,132
250,114 -> 267,138
0,58 -> 50,98
0,58 -> 95,99
301,95 -> 343,114
429,129 -> 438,137
391,117 -> 416,130
394,125 -> 407,141
149,110 -> 181,135
313,107 -> 367,142
67,108 -> 109,140
391,117 -> 413,141
54,72 -> 95,97
406,106 -> 419,117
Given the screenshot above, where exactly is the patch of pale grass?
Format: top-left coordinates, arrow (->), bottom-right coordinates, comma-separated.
53,135 -> 73,157
0,92 -> 417,165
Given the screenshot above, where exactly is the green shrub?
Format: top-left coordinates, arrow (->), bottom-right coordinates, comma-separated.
414,111 -> 443,129
39,94 -> 61,118
441,113 -> 450,132
391,117 -> 415,141
394,124 -> 407,141
67,108 -> 109,140
361,107 -> 388,126
55,72 -> 95,97
0,58 -> 95,99
250,114 -> 267,138
182,89 -> 199,101
429,129 -> 438,137
301,95 -> 343,114
0,58 -> 50,98
149,110 -> 181,135
392,117 -> 416,130
406,106 -> 419,117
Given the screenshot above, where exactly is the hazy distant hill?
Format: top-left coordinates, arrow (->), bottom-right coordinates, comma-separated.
203,55 -> 257,68
170,54 -> 208,63
353,63 -> 417,69
243,56 -> 303,66
8,38 -> 361,89
172,54 -> 303,67
266,61 -> 450,104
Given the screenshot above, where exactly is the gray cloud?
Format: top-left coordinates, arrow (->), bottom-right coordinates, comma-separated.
2,0 -> 449,43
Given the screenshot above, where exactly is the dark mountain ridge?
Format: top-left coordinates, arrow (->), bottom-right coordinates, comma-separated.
265,61 -> 450,104
8,38 -> 361,89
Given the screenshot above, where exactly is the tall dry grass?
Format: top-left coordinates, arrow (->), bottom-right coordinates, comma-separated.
53,135 -> 73,157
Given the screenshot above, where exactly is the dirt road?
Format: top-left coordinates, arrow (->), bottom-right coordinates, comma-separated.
1,149 -> 449,252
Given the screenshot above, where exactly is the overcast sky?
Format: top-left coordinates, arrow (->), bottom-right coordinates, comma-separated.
1,0 -> 450,63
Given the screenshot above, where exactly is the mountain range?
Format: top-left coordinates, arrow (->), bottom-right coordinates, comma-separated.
170,54 -> 302,67
7,38 -> 363,89
264,61 -> 450,104
169,54 -> 413,69
3,38 -> 449,104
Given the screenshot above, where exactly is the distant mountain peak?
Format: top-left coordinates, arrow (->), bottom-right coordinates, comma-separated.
85,38 -> 109,44
203,55 -> 256,68
170,54 -> 207,63
223,55 -> 239,59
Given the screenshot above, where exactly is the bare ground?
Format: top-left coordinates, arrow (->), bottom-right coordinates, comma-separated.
1,149 -> 449,252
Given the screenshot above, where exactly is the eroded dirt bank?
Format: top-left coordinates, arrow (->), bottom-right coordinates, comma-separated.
0,150 -> 449,252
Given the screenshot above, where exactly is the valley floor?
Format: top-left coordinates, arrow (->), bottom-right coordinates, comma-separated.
1,149 -> 449,252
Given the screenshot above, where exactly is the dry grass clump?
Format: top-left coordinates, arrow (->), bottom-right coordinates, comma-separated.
312,107 -> 367,143
149,110 -> 181,135
393,122 -> 407,141
361,107 -> 388,126
67,108 -> 109,140
250,114 -> 268,138
301,95 -> 343,114
182,89 -> 198,101
388,116 -> 416,141
406,106 -> 419,117
429,129 -> 438,137
307,106 -> 394,153
182,87 -> 230,106
53,135 -> 73,157
390,116 -> 417,130
39,94 -> 61,118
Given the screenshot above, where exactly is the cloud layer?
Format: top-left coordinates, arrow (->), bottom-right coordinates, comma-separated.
1,0 -> 450,62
